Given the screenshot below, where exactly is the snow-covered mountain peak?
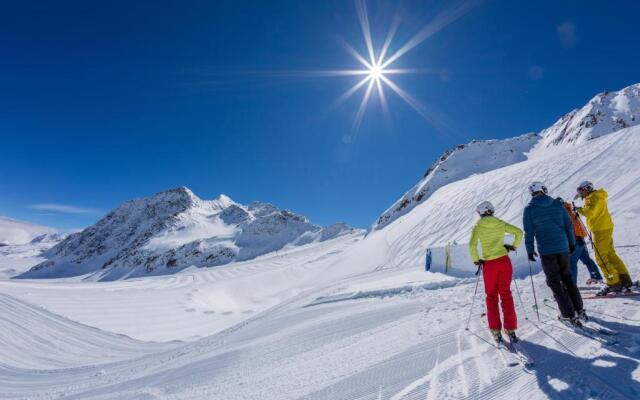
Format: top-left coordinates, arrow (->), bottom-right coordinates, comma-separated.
213,194 -> 236,207
21,188 -> 359,280
533,82 -> 640,151
373,82 -> 639,231
373,132 -> 540,230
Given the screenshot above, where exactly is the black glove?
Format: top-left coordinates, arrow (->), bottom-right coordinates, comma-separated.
528,252 -> 538,262
474,260 -> 483,275
569,244 -> 576,254
504,244 -> 516,252
576,236 -> 586,246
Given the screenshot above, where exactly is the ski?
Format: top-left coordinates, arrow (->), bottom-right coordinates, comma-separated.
583,292 -> 640,300
542,298 -> 617,336
465,327 -> 518,368
580,307 -> 640,323
477,313 -> 534,370
503,339 -> 535,369
557,317 -> 618,345
534,303 -> 618,345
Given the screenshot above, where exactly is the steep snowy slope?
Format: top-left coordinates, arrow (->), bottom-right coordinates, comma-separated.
374,133 -> 539,229
374,82 -> 640,230
0,216 -> 56,245
21,187 -> 357,281
360,125 -> 640,277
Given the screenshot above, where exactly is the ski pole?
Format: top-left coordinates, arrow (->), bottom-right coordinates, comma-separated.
465,263 -> 482,330
572,202 -> 613,279
528,260 -> 540,321
512,276 -> 529,321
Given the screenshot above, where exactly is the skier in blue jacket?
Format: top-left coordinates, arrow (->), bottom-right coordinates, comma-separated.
523,182 -> 585,326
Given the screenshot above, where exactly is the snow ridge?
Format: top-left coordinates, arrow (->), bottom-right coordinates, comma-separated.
374,133 -> 540,229
374,82 -> 640,230
21,187 -> 357,280
534,83 -> 640,150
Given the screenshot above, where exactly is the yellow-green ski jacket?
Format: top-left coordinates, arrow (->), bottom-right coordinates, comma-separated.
469,216 -> 523,263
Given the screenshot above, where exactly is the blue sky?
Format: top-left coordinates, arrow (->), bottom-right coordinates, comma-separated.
1,0 -> 639,230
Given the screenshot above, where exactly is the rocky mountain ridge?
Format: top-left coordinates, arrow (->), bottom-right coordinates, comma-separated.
22,187 -> 357,280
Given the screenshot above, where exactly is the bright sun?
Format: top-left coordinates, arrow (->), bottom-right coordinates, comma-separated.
325,0 -> 475,133
369,64 -> 383,81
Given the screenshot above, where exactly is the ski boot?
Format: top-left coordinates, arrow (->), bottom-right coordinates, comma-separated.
620,274 -> 633,290
559,316 -> 583,328
491,329 -> 504,345
577,309 -> 589,322
596,284 -> 622,297
505,329 -> 519,343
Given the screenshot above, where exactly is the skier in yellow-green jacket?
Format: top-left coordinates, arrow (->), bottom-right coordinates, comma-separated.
575,181 -> 634,296
469,201 -> 523,344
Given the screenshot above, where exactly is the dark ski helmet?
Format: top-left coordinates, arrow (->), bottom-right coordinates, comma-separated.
577,181 -> 594,193
528,181 -> 548,195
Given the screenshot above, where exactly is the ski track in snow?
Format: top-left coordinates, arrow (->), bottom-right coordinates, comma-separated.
1,128 -> 640,398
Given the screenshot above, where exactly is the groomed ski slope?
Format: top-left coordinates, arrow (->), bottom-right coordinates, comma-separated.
1,126 -> 640,399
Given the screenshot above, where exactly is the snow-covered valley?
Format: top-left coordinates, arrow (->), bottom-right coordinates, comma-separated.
2,84 -> 640,399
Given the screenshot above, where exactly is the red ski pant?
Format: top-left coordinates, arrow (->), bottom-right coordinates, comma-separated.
482,255 -> 517,331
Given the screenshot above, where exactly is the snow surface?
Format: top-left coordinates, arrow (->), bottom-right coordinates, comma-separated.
1,125 -> 639,399
2,87 -> 640,399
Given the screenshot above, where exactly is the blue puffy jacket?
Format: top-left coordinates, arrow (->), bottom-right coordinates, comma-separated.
523,194 -> 576,256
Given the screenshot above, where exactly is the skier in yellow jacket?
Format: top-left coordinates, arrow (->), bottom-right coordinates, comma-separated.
469,201 -> 523,344
575,181 -> 634,296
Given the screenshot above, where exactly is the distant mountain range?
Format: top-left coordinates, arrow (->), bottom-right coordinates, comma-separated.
21,188 -> 358,280
0,216 -> 57,246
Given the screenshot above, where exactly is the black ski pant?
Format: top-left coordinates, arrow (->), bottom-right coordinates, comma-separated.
540,252 -> 584,318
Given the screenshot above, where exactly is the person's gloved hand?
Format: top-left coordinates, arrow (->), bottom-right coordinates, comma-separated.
528,252 -> 538,262
474,260 -> 484,267
576,236 -> 586,246
504,244 -> 516,252
569,244 -> 576,254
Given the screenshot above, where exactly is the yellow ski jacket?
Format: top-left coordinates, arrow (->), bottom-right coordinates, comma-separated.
577,189 -> 614,232
469,216 -> 523,263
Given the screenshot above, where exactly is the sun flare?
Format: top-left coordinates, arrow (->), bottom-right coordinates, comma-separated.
325,0 -> 476,132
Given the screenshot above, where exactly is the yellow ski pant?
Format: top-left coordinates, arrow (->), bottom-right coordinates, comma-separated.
592,229 -> 631,286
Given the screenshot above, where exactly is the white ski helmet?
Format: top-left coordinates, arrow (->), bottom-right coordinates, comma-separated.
528,181 -> 548,195
476,201 -> 495,216
577,180 -> 594,192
